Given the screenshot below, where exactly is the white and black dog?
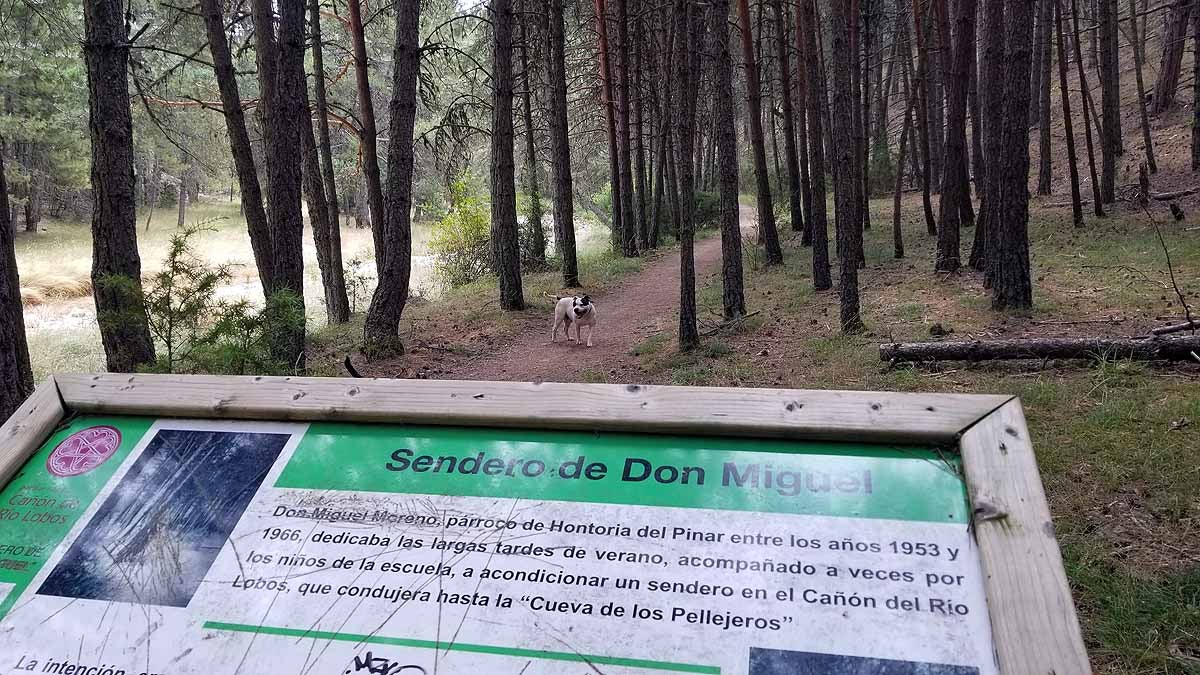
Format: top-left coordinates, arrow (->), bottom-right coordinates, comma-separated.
550,294 -> 598,347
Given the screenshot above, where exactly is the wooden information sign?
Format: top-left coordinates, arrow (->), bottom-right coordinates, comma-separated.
0,374 -> 1089,675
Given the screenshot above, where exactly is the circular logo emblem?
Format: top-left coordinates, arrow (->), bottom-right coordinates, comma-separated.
46,426 -> 122,477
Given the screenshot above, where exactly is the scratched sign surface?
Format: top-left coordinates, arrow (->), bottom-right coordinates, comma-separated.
0,417 -> 997,675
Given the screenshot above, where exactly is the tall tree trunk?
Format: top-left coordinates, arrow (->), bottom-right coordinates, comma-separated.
519,0 -> 547,267
1098,0 -> 1121,202
595,0 -> 624,252
712,0 -> 747,320
970,0 -> 1004,271
614,0 -> 638,256
832,0 -> 864,332
258,0 -> 308,368
1030,0 -> 1046,124
793,6 -> 814,245
968,11 -> 983,198
1194,0 -> 1200,170
894,49 -> 916,259
1071,0 -> 1106,217
0,149 -> 33,421
1151,1 -> 1193,115
202,0 -> 272,281
772,0 -> 804,235
84,0 -> 156,372
1055,0 -> 1084,226
546,0 -> 580,285
301,89 -> 347,327
491,0 -> 525,311
176,180 -> 188,227
736,0 -> 784,265
912,0 -> 937,236
347,0 -> 385,265
926,0 -> 945,193
1037,0 -> 1054,195
633,3 -> 650,251
936,0 -> 973,272
1126,0 -> 1156,173
309,0 -> 349,323
993,0 -> 1036,310
801,0 -> 832,290
673,0 -> 701,350
363,2 -> 420,352
860,0 -> 873,233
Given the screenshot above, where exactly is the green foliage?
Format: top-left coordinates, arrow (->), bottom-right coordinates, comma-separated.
694,191 -> 720,227
143,225 -> 232,372
192,290 -> 306,376
344,255 -> 375,314
868,141 -> 896,196
429,181 -> 492,287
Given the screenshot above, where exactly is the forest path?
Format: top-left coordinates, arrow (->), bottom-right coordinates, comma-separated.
442,206 -> 753,383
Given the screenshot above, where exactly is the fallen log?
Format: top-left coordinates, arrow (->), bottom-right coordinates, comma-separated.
879,336 -> 1200,363
1150,319 -> 1199,336
1150,186 -> 1200,200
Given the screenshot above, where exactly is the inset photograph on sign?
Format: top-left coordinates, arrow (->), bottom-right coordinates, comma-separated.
750,648 -> 980,674
37,429 -> 290,607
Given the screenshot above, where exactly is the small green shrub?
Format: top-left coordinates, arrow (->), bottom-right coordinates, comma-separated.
429,181 -> 492,288
142,225 -> 231,372
344,255 -> 375,314
694,191 -> 720,227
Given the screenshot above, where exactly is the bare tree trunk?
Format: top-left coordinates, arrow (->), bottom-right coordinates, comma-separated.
968,13 -> 983,198
1037,0 -> 1054,195
1056,0 -> 1085,226
176,180 -> 188,227
309,0 -> 348,323
736,0 -> 784,265
993,0 -> 1036,310
595,0 -> 624,252
519,0 -> 547,267
894,53 -> 916,259
1126,0 -> 1157,173
491,0 -> 525,311
1071,0 -> 1106,217
860,0 -> 873,234
633,3 -> 650,251
363,2 -> 421,352
1151,1 -> 1193,115
936,0 -> 973,272
926,0 -> 945,193
801,0 -> 832,290
772,0 -> 804,235
712,0 -> 747,319
546,0 -> 580,284
301,86 -> 347,326
198,0 -> 267,270
614,0 -> 638,256
347,0 -> 385,266
832,0 -> 865,332
84,0 -> 156,372
1194,0 -> 1200,170
673,0 -> 701,350
0,150 -> 33,421
258,0 -> 308,368
1098,0 -> 1121,202
971,0 -> 1004,272
794,2 -> 814,245
912,0 -> 937,236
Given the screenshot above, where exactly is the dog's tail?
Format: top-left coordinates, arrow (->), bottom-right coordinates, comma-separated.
542,291 -> 564,301
344,356 -> 363,378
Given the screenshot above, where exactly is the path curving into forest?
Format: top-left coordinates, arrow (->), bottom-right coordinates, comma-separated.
443,206 -> 754,383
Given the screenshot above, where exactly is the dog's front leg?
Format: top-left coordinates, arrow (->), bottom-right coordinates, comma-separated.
586,324 -> 594,347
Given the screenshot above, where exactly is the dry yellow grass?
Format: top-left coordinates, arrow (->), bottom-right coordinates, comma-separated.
19,270 -> 93,305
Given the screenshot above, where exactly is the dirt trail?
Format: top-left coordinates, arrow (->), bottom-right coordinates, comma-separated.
444,207 -> 751,383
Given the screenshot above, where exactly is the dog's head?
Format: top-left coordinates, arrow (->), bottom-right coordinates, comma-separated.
572,295 -> 592,317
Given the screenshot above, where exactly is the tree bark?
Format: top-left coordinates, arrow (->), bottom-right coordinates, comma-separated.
1151,1 -> 1193,115
300,86 -> 347,327
800,0 -> 832,290
595,0 -> 624,252
614,0 -> 638,256
832,0 -> 865,332
84,0 -> 156,372
309,0 -> 349,323
491,0 -> 525,311
926,0 -> 945,193
935,0 -> 973,272
992,0 -> 1036,310
259,0 -> 308,368
363,1 -> 420,352
1037,0 -> 1054,195
771,0 -> 804,235
673,0 -> 702,350
633,2 -> 650,251
346,0 -> 385,265
1193,0 -> 1200,170
711,0 -> 747,319
736,0 -> 784,265
545,0 -> 580,284
176,180 -> 188,228
518,0 -> 547,267
881,336 -> 1200,362
0,149 -> 33,421
1056,0 -> 1085,226
200,0 -> 273,291
1098,0 -> 1121,202
860,0 -> 873,234
894,72 -> 915,259
793,7 -> 814,245
912,0 -> 938,236
1126,0 -> 1157,173
1071,0 -> 1106,217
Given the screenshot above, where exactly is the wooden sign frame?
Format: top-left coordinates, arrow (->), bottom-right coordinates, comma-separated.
0,373 -> 1091,674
